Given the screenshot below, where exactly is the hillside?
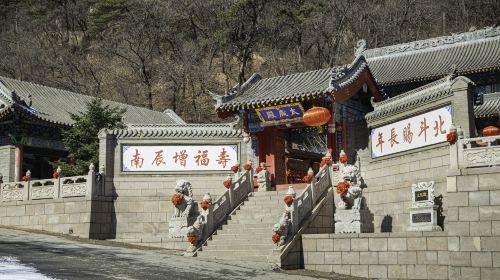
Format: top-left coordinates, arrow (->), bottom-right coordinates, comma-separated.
0,0 -> 498,122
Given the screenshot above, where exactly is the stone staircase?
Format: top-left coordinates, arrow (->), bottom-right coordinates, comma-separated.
196,191 -> 288,261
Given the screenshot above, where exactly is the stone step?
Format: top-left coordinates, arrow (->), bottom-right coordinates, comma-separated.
239,204 -> 285,210
197,253 -> 270,262
221,222 -> 275,230
251,191 -> 289,197
243,200 -> 284,205
202,244 -> 274,251
210,233 -> 271,239
227,217 -> 280,224
197,248 -> 273,256
216,227 -> 272,234
208,238 -> 276,246
227,213 -> 282,220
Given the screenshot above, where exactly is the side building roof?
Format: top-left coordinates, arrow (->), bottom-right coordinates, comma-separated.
360,26 -> 500,86
0,76 -> 185,126
364,75 -> 500,124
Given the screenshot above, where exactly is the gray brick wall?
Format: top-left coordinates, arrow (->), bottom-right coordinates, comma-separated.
302,232 -> 449,279
100,132 -> 251,249
0,197 -> 95,238
447,170 -> 500,280
358,145 -> 449,233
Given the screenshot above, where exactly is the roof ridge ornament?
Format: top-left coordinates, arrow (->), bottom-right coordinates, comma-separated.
355,39 -> 367,57
362,26 -> 500,58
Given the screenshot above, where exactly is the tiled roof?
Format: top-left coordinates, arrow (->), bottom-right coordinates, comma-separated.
103,122 -> 242,138
475,92 -> 500,118
0,76 -> 185,126
217,56 -> 372,112
361,26 -> 500,86
365,76 -> 472,123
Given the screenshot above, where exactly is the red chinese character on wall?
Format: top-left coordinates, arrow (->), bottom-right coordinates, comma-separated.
376,132 -> 385,153
173,150 -> 189,167
194,150 -> 210,166
152,150 -> 166,166
131,149 -> 144,168
387,128 -> 399,147
418,117 -> 430,142
217,148 -> 231,168
403,123 -> 413,144
433,115 -> 447,137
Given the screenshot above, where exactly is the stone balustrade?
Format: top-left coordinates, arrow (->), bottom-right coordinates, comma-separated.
0,164 -> 101,203
272,163 -> 332,249
187,169 -> 253,254
450,135 -> 500,170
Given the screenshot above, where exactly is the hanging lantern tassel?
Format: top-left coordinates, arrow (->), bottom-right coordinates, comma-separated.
303,107 -> 331,127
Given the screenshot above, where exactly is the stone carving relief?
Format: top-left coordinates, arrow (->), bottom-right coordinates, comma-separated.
1,189 -> 24,202
411,181 -> 435,208
61,184 -> 87,197
463,149 -> 500,166
407,180 -> 442,232
31,186 -> 55,200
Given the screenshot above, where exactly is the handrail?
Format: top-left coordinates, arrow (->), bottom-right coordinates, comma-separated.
271,163 -> 332,249
0,164 -> 102,203
186,169 -> 253,254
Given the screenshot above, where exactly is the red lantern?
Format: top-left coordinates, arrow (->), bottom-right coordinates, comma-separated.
243,164 -> 252,171
483,126 -> 499,137
336,181 -> 350,196
52,171 -> 60,179
303,107 -> 331,127
22,175 -> 30,182
272,233 -> 280,244
200,200 -> 209,210
303,175 -> 313,184
283,195 -> 294,206
447,132 -> 458,144
339,154 -> 348,164
223,179 -> 232,189
187,235 -> 197,244
171,193 -> 183,206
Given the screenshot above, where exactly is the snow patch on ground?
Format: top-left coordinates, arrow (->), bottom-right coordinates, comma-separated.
0,256 -> 55,280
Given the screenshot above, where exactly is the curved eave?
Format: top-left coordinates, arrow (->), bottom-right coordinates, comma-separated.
216,89 -> 330,113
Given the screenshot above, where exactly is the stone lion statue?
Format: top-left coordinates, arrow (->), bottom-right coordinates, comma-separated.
172,179 -> 194,218
337,164 -> 364,210
272,211 -> 291,246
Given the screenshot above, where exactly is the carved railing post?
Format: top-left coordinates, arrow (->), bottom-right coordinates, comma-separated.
202,193 -> 214,240
54,166 -> 61,199
285,186 -> 298,234
226,174 -> 234,209
87,163 -> 95,198
24,170 -> 31,201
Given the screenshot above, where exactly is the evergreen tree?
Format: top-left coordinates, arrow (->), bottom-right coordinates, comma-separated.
52,98 -> 126,176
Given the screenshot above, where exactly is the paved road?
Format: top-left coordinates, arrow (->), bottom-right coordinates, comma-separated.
0,228 -> 326,280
